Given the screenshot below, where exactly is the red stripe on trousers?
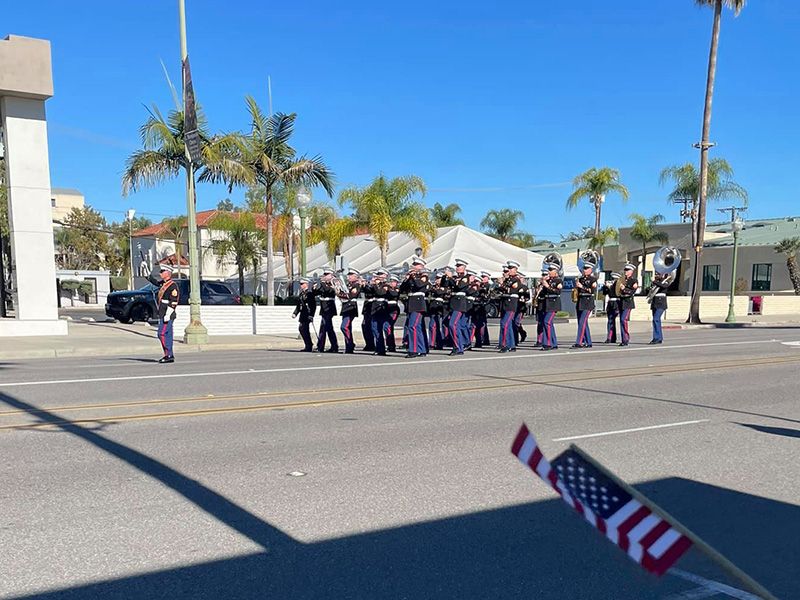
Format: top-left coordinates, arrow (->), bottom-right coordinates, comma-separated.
578,311 -> 587,344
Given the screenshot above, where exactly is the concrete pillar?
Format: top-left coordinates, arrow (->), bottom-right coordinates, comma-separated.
0,35 -> 66,335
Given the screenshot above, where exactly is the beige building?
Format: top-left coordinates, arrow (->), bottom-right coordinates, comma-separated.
50,187 -> 84,224
532,216 -> 800,298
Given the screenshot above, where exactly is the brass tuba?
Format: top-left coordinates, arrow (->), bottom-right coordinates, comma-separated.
543,252 -> 564,277
577,249 -> 600,274
646,246 -> 682,303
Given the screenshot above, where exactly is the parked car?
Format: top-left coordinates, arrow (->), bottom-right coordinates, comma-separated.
105,279 -> 241,323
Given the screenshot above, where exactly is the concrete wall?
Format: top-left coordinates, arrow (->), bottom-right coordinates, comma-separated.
0,36 -> 53,99
56,270 -> 111,307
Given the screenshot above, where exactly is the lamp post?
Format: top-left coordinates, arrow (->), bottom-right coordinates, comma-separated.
296,186 -> 311,278
725,216 -> 744,323
126,208 -> 136,290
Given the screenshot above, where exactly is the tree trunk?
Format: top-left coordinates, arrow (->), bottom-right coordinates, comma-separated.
594,200 -> 602,237
788,256 -> 800,295
238,263 -> 245,297
689,0 -> 723,324
380,245 -> 387,268
266,186 -> 274,306
642,243 -> 647,287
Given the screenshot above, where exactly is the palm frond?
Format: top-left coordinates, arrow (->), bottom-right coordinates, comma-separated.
122,150 -> 181,195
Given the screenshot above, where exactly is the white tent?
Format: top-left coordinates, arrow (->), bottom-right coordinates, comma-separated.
264,225 -> 547,280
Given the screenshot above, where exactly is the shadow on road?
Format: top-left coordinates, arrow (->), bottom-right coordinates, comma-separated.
2,390 -> 795,599
736,422 -> 800,439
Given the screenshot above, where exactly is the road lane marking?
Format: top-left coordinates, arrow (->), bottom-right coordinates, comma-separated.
0,339 -> 781,388
552,419 -> 710,442
667,568 -> 763,600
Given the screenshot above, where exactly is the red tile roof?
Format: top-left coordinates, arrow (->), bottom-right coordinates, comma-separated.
157,253 -> 190,267
133,209 -> 269,238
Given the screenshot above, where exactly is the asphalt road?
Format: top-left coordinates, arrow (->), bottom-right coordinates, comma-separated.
1,327 -> 798,599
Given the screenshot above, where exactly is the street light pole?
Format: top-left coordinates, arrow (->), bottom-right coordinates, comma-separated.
296,186 -> 312,278
126,208 -> 136,290
719,207 -> 746,324
178,0 -> 208,344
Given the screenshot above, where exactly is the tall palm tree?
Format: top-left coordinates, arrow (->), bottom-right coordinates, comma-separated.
338,174 -> 435,267
567,167 -> 629,237
431,202 -> 465,227
480,209 -> 525,242
689,0 -> 747,323
206,212 -> 264,295
628,214 -> 669,281
218,97 -> 334,305
159,216 -> 186,278
121,105 -> 244,277
774,237 -> 800,295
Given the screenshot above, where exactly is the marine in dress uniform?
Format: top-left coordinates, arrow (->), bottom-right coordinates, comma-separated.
471,271 -> 492,348
512,264 -> 529,345
602,273 -> 621,343
498,261 -> 524,352
443,259 -> 471,356
465,270 -> 479,350
384,275 -> 401,352
618,264 -> 639,346
540,263 -> 563,351
361,274 -> 376,352
571,263 -> 597,349
534,265 -> 548,347
370,270 -> 390,356
156,265 -> 180,363
339,269 -> 362,354
647,272 -> 670,344
427,272 -> 447,350
314,269 -> 339,353
400,257 -> 431,358
293,278 -> 316,351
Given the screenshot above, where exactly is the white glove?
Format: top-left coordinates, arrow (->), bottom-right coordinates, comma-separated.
166,306 -> 176,320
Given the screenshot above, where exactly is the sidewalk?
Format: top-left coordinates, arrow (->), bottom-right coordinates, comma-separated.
1,315 -> 797,360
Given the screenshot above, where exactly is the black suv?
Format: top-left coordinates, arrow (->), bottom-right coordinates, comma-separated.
105,280 -> 241,323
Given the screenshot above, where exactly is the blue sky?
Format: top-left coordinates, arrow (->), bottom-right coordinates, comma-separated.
5,0 -> 799,241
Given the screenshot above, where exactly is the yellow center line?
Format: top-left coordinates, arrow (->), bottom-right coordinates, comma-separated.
3,354 -> 797,431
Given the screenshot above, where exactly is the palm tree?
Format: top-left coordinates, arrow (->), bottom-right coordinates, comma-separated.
659,158 -> 747,208
431,202 -> 465,227
567,168 -> 629,236
774,237 -> 800,295
338,174 -> 435,267
480,209 -> 524,242
206,212 -> 264,295
121,105 -> 244,279
219,97 -> 334,305
688,0 -> 747,323
159,216 -> 186,278
587,226 -> 619,253
628,214 -> 669,282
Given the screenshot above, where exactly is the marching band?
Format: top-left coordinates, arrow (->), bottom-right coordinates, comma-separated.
296,246 -> 682,357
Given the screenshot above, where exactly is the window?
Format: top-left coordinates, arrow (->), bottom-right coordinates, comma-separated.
702,265 -> 721,291
752,264 -> 772,291
205,282 -> 233,295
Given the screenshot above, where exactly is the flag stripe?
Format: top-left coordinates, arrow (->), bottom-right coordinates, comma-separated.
510,424 -> 692,578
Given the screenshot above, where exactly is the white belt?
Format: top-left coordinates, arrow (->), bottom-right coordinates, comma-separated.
502,294 -> 519,298
655,293 -> 666,297
410,292 -> 425,296
320,298 -> 334,302
160,299 -> 170,304
388,300 -> 398,304
373,298 -> 386,302
453,292 -> 466,296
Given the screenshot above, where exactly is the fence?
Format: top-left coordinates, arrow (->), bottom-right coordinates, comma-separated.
172,305 -> 349,337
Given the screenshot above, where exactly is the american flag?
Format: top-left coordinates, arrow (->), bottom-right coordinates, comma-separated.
511,423 -> 692,576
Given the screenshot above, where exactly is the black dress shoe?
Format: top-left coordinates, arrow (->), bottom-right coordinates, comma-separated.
301,348 -> 313,352
584,344 -> 592,348
540,346 -> 551,352
373,351 -> 387,356
405,352 -> 419,359
499,347 -> 509,353
449,350 -> 463,356
603,340 -> 614,344
509,347 -> 517,352
325,348 -> 339,353
570,344 -> 583,349
649,340 -> 663,345
344,349 -> 354,354
158,356 -> 174,364
619,342 -> 629,347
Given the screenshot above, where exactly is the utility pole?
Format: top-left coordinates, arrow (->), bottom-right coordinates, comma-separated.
179,0 -> 208,343
717,206 -> 746,324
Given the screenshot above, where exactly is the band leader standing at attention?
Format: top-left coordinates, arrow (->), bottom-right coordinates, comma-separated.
618,264 -> 638,346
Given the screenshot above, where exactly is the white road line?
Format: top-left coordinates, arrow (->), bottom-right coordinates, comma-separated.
552,419 -> 710,442
0,339 -> 778,388
667,568 -> 763,600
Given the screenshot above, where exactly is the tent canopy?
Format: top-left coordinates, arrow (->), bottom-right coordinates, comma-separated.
265,225 -> 548,279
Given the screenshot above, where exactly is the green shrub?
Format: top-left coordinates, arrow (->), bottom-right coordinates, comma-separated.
240,295 -> 254,305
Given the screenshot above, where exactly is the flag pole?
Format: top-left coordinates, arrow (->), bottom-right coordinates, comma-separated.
570,444 -> 777,600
